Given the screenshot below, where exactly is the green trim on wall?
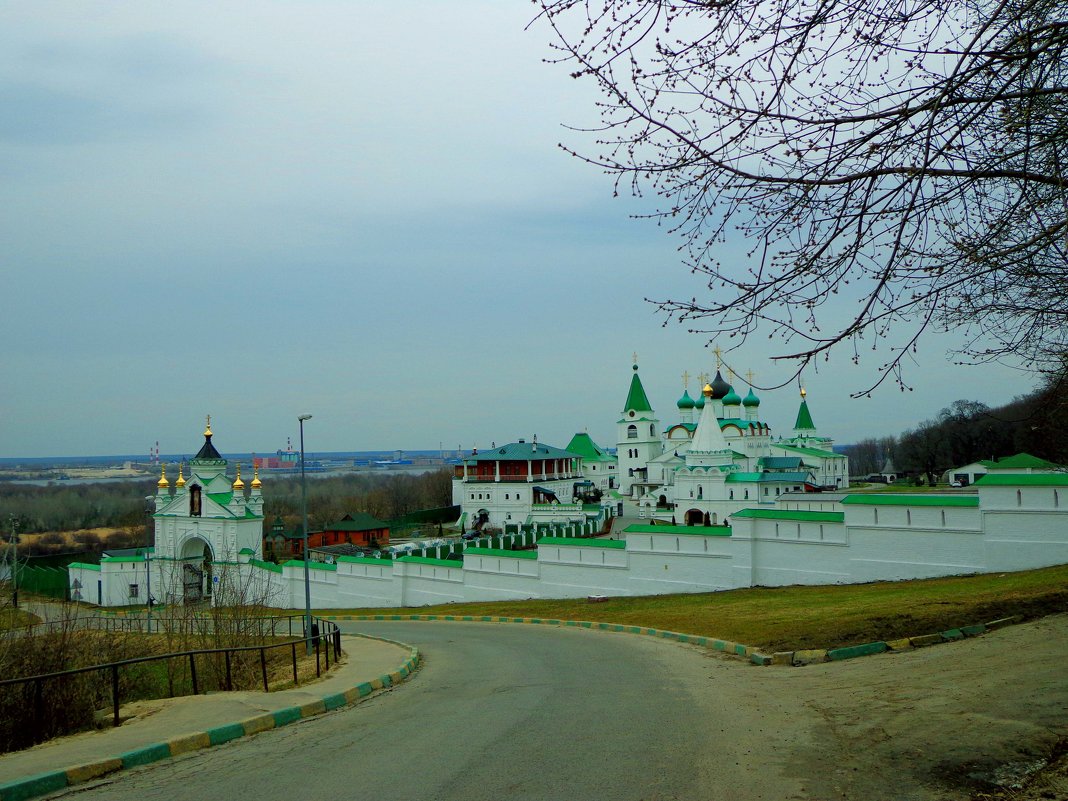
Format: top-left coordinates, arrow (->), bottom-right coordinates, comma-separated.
624,524 -> 733,537
395,556 -> 459,568
463,547 -> 538,560
537,537 -> 626,549
282,560 -> 338,572
974,473 -> 1068,487
730,509 -> 845,522
841,495 -> 979,507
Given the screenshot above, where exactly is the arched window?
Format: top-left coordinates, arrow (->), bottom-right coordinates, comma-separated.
189,485 -> 202,517
627,425 -> 637,439
650,424 -> 656,436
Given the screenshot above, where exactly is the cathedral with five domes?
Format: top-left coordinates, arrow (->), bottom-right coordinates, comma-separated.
610,357 -> 848,525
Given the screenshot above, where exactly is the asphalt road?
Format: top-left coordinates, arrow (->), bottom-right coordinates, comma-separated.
50,621 -> 786,801
43,616 -> 1068,801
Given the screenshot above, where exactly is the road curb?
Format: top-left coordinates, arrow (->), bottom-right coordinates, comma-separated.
326,611 -> 1025,668
0,635 -> 420,801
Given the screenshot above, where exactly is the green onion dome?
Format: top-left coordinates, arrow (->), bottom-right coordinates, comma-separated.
743,388 -> 761,408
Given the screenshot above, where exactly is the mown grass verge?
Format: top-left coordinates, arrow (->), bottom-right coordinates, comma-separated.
316,563 -> 1068,652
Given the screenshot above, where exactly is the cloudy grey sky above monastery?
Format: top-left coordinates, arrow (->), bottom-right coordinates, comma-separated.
0,2 -> 1030,458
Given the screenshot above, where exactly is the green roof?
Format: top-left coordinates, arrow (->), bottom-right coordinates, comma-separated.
623,368 -> 653,413
395,556 -> 460,567
725,471 -> 812,483
465,441 -> 579,463
464,547 -> 539,560
974,473 -> 1068,487
250,559 -> 282,574
565,432 -> 615,462
207,491 -> 234,507
624,524 -> 732,537
537,537 -> 627,549
794,399 -> 816,431
68,562 -> 101,571
730,508 -> 844,522
776,444 -> 846,459
979,453 -> 1060,470
238,548 -> 254,555
841,495 -> 979,507
325,512 -> 389,532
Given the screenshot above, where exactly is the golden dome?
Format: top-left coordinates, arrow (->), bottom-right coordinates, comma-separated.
703,383 -> 714,398
232,463 -> 245,490
175,463 -> 186,488
251,465 -> 262,490
800,387 -> 807,399
157,465 -> 169,488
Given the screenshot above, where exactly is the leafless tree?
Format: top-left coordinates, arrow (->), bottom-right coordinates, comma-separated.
534,0 -> 1068,391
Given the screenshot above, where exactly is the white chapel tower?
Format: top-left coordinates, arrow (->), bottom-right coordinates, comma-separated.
616,360 -> 664,497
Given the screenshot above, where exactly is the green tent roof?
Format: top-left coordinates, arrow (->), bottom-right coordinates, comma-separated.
565,432 -> 614,462
623,367 -> 653,413
794,399 -> 816,431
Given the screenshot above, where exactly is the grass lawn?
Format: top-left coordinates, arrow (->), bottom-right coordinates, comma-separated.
316,563 -> 1068,652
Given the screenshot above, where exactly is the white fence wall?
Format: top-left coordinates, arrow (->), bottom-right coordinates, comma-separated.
79,489 -> 1068,609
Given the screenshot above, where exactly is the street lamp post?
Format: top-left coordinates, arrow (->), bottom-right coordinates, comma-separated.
298,414 -> 313,654
9,516 -> 18,609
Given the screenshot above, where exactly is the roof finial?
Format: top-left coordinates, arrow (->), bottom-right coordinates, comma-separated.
204,414 -> 213,437
157,464 -> 169,489
176,462 -> 186,488
232,463 -> 245,490
697,371 -> 710,385
800,386 -> 807,399
251,463 -> 262,489
712,344 -> 723,368
745,368 -> 756,386
682,370 -> 690,389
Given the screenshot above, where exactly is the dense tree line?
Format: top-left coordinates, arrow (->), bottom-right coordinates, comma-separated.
0,469 -> 454,548
261,469 -> 453,534
841,369 -> 1068,483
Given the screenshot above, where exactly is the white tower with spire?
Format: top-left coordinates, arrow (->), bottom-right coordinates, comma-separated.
616,358 -> 664,497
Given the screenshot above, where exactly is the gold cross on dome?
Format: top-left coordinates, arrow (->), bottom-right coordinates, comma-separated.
745,369 -> 756,386
682,370 -> 690,388
632,351 -> 638,365
204,414 -> 212,436
727,366 -> 736,383
698,372 -> 710,385
712,344 -> 723,368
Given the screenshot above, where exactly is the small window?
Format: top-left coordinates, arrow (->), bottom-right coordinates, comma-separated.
941,510 -> 946,526
1017,489 -> 1023,507
906,509 -> 912,525
128,584 -> 139,599
627,425 -> 638,439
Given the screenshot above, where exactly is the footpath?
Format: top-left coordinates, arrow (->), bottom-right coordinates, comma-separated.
0,634 -> 418,801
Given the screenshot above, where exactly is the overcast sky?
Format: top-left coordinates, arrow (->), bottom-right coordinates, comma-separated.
0,2 -> 1032,459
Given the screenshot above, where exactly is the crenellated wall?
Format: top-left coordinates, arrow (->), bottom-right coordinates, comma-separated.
76,481 -> 1068,609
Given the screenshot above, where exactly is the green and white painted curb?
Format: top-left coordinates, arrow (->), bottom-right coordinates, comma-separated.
0,635 -> 420,801
327,611 -> 1024,669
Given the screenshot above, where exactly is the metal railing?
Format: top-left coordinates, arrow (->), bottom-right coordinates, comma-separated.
0,613 -> 343,751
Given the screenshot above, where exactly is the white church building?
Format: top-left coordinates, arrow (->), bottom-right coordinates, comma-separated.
69,418 -> 271,607
606,360 -> 848,523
